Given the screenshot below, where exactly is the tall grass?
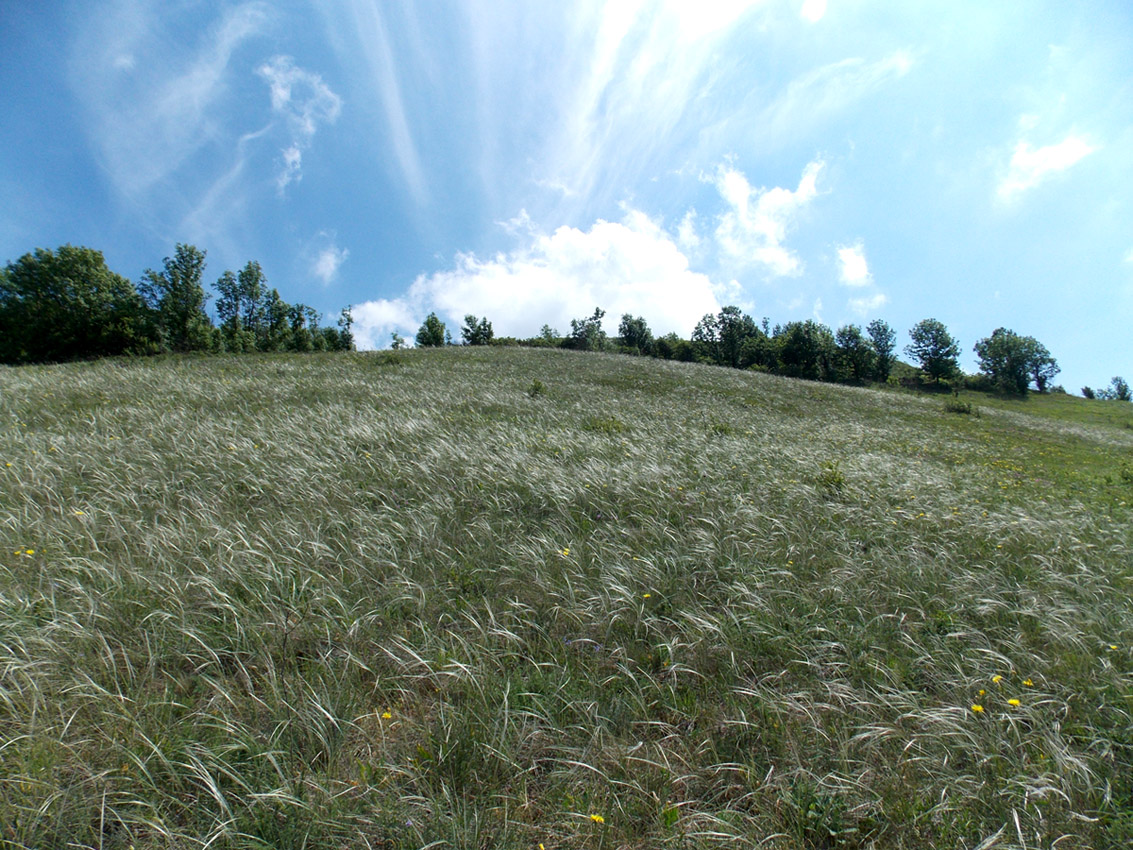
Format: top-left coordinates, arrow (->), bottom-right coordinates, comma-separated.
0,348 -> 1130,848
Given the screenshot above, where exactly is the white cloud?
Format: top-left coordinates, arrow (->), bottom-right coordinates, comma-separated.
75,2 -> 270,199
257,56 -> 342,192
677,209 -> 700,251
352,299 -> 420,350
278,145 -> 302,191
836,241 -> 871,286
997,135 -> 1097,202
711,159 -> 824,277
350,207 -> 722,349
800,0 -> 827,23
312,241 -> 349,285
757,51 -> 914,146
848,292 -> 889,316
339,0 -> 427,204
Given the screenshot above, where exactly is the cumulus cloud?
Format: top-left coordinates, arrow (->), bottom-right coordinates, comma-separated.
350,207 -> 722,349
711,159 -> 824,277
997,134 -> 1097,202
257,56 -> 342,191
836,241 -> 871,286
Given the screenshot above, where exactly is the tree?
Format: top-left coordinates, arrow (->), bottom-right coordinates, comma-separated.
617,314 -> 653,355
835,324 -> 876,384
1097,376 -> 1132,402
776,320 -> 837,381
461,314 -> 494,345
1025,339 -> 1059,393
973,328 -> 1060,396
973,328 -> 1032,395
1,244 -> 152,363
566,308 -> 607,351
140,243 -> 213,353
416,312 -> 447,347
866,319 -> 896,382
691,312 -> 720,363
905,318 -> 960,383
333,307 -> 355,351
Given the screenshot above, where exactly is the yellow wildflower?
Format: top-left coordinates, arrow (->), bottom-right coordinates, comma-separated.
1007,699 -> 1021,707
992,675 -> 1003,684
1022,678 -> 1033,687
561,547 -> 570,557
590,814 -> 605,824
381,711 -> 392,720
25,549 -> 34,555
978,689 -> 986,697
643,593 -> 651,599
970,704 -> 984,713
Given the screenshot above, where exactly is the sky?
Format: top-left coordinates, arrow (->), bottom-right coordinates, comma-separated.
1,0 -> 1131,392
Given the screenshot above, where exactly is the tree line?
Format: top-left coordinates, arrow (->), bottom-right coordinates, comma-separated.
412,307 -> 1128,401
0,243 -> 354,364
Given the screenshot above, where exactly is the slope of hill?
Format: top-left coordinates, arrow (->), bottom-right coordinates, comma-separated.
1,348 -> 1131,848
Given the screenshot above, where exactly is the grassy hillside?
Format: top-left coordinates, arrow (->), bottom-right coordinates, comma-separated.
1,348 -> 1131,849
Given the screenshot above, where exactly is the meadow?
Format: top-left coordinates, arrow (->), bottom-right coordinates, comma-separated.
0,347 -> 1130,849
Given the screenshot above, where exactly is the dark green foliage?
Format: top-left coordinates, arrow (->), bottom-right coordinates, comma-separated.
835,324 -> 876,384
140,243 -> 213,353
1098,376 -> 1131,402
776,320 -> 837,381
416,312 -> 447,347
973,328 -> 1059,396
565,308 -> 608,351
1082,386 -> 1096,399
905,318 -> 960,383
0,245 -> 153,363
461,314 -> 494,345
692,306 -> 767,368
654,332 -> 694,361
617,314 -> 653,355
866,319 -> 896,382
212,263 -> 351,353
944,397 -> 976,415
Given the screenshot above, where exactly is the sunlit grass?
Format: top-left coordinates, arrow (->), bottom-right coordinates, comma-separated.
1,347 -> 1131,848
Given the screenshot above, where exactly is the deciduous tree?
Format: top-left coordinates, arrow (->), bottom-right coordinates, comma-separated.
905,318 -> 960,383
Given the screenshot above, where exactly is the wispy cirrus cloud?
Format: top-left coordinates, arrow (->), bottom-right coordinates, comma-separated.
996,134 -> 1097,202
74,1 -> 270,200
257,56 -> 342,192
336,0 -> 428,205
848,292 -> 888,316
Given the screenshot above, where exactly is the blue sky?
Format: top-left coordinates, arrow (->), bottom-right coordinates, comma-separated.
2,0 -> 1130,391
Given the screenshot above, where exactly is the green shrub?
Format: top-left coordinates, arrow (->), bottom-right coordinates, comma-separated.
816,459 -> 845,493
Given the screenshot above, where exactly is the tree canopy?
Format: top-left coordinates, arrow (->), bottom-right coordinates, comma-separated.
973,328 -> 1059,396
0,245 -> 152,363
905,318 -> 960,383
